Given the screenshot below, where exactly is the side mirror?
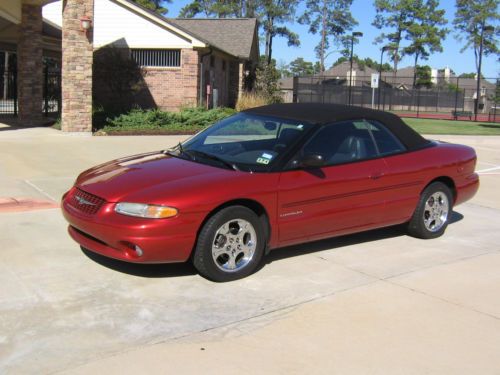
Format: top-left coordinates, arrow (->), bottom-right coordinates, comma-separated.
300,154 -> 324,168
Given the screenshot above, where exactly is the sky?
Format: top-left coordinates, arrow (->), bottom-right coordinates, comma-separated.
43,0 -> 499,78
166,0 -> 499,78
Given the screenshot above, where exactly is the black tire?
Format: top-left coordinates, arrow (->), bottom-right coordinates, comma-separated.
192,205 -> 265,282
407,182 -> 453,239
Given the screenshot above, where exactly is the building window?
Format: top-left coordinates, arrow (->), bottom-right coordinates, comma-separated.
210,56 -> 215,67
222,60 -> 226,71
130,49 -> 181,67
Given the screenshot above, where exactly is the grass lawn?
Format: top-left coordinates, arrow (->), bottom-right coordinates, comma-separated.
403,118 -> 500,135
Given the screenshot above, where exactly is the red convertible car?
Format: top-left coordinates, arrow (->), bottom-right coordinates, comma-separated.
62,104 -> 479,281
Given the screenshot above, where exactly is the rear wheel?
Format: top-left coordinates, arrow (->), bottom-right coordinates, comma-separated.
193,206 -> 265,282
407,182 -> 453,239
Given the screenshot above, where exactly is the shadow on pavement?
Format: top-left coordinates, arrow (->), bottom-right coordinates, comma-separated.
81,247 -> 197,278
0,116 -> 56,131
81,211 -> 464,277
266,210 -> 464,265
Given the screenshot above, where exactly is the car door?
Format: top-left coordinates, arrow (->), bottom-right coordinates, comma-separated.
277,120 -> 389,246
364,119 -> 425,225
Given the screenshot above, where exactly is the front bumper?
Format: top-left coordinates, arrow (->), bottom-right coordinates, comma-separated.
61,188 -> 201,263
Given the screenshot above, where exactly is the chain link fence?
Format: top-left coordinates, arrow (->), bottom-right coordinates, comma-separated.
292,75 -> 500,122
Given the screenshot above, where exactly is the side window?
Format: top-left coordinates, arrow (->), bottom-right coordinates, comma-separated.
365,120 -> 406,155
293,121 -> 378,167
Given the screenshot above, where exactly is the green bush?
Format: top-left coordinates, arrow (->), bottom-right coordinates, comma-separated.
101,107 -> 236,134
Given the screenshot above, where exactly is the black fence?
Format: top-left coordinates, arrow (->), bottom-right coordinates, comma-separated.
0,66 -> 61,117
0,68 -> 17,115
292,75 -> 500,122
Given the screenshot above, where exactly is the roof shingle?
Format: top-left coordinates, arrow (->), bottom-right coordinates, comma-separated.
168,18 -> 257,59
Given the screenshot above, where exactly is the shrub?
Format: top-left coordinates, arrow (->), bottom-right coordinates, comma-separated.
254,59 -> 284,104
235,92 -> 269,111
101,107 -> 236,134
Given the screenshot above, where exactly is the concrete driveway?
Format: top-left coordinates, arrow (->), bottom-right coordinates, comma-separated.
1,127 -> 499,374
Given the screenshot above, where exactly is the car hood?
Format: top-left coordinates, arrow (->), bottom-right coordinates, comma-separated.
75,151 -> 233,202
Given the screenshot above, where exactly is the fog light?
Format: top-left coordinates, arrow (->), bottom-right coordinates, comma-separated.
134,245 -> 143,257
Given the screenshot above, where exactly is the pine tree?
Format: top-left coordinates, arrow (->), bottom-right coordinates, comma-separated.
403,0 -> 448,87
298,0 -> 356,72
131,0 -> 171,15
453,0 -> 499,72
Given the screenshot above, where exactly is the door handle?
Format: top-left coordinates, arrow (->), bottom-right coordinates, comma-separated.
370,171 -> 384,180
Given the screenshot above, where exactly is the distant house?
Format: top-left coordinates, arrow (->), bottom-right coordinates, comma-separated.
279,61 -> 379,103
322,61 -> 378,87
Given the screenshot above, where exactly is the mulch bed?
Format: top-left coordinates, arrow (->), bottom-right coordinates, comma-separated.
96,129 -> 201,136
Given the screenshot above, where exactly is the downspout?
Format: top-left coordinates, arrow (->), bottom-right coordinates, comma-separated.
199,48 -> 212,107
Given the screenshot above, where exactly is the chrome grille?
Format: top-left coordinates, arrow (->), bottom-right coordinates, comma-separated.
67,188 -> 105,215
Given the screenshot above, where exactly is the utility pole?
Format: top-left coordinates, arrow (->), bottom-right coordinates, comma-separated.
348,31 -> 363,106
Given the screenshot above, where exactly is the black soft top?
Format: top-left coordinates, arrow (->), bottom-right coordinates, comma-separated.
243,103 -> 430,150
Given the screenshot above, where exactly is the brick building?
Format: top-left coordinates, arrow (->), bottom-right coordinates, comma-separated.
0,0 -> 61,126
0,0 -> 259,132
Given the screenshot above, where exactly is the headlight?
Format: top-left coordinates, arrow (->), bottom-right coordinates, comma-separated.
115,202 -> 178,219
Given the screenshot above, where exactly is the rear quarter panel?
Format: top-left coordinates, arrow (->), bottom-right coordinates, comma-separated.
381,142 -> 478,225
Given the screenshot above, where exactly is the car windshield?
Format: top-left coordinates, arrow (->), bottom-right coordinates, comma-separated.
170,113 -> 313,172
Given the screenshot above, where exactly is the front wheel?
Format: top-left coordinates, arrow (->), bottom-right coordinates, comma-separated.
192,206 -> 265,282
407,182 -> 453,239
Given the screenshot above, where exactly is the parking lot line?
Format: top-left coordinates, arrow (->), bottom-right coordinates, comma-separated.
476,166 -> 500,174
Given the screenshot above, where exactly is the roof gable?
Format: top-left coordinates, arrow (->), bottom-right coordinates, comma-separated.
168,18 -> 258,59
94,0 -> 206,49
324,61 -> 377,77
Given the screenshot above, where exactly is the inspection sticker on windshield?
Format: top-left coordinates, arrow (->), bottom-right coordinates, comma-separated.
256,157 -> 270,165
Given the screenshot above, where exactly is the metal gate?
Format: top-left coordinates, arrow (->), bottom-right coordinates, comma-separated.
0,63 -> 61,117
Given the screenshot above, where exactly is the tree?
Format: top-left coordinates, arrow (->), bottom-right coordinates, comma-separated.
289,57 -> 315,76
459,72 -> 484,79
298,0 -> 357,72
131,0 -> 171,14
330,56 -> 392,72
179,1 -> 252,17
179,1 -> 298,65
276,59 -> 292,78
261,0 -> 301,65
453,0 -> 499,72
494,79 -> 500,106
372,0 -> 417,77
179,1 -> 258,18
255,56 -> 283,103
415,65 -> 433,88
403,0 -> 448,87
363,57 -> 392,72
313,61 -> 322,74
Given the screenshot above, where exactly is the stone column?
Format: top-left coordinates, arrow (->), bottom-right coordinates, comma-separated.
61,0 -> 94,132
17,3 -> 44,126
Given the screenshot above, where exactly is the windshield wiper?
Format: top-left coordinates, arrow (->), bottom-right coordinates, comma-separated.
187,150 -> 239,171
164,142 -> 195,160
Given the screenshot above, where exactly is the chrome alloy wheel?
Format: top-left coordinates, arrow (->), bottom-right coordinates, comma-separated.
212,219 -> 257,273
423,192 -> 449,232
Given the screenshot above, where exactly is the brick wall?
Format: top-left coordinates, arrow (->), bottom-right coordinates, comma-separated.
92,48 -> 247,113
17,4 -> 43,126
93,48 -> 199,112
140,49 -> 199,111
61,0 -> 94,132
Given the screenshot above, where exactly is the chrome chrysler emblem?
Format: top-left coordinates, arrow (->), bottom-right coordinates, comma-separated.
75,195 -> 95,206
